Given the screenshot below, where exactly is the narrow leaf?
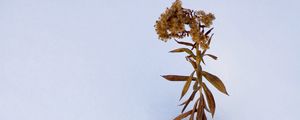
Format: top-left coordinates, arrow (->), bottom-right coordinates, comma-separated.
193,81 -> 198,91
205,54 -> 218,60
181,90 -> 196,112
195,47 -> 201,64
200,25 -> 206,28
195,47 -> 205,65
191,43 -> 197,50
195,65 -> 202,85
180,71 -> 195,100
175,39 -> 194,47
204,98 -> 210,113
174,110 -> 193,120
202,57 -> 206,65
207,33 -> 214,46
185,55 -> 196,62
205,28 -> 214,36
202,82 -> 216,117
196,93 -> 205,119
187,57 -> 197,69
179,100 -> 188,106
170,48 -> 194,56
201,34 -> 214,56
202,71 -> 229,95
189,98 -> 200,120
161,75 -> 196,81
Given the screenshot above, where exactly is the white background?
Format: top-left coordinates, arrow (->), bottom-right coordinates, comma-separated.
1,0 -> 300,120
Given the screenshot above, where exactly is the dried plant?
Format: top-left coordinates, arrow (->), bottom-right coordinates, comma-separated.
154,0 -> 228,119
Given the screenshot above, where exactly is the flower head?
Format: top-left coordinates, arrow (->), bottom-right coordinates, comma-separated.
154,0 -> 215,50
154,0 -> 187,41
196,10 -> 215,27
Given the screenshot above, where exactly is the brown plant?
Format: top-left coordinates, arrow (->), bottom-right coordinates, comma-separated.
154,0 -> 228,120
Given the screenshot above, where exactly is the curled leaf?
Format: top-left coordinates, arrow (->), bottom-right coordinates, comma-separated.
202,71 -> 229,95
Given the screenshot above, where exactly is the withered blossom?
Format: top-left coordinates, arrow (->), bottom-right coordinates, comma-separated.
155,0 -> 215,50
155,0 -> 185,41
195,10 -> 216,28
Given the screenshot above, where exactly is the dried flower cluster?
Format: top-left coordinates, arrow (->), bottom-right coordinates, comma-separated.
155,0 -> 215,49
155,0 -> 228,120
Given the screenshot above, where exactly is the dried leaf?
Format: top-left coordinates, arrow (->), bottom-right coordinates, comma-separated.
207,33 -> 214,46
180,71 -> 195,100
170,48 -> 194,56
205,28 -> 214,36
185,55 -> 196,62
179,100 -> 188,106
175,39 -> 194,47
174,110 -> 193,120
191,43 -> 197,50
195,47 -> 201,64
202,82 -> 216,117
161,75 -> 196,81
200,25 -> 206,28
200,34 -> 214,57
195,66 -> 202,85
205,54 -> 218,60
187,57 -> 197,69
202,57 -> 206,65
202,71 -> 229,95
189,98 -> 200,120
195,48 -> 205,65
181,90 -> 197,113
193,81 -> 198,91
204,98 -> 210,113
196,93 -> 205,119
202,111 -> 207,120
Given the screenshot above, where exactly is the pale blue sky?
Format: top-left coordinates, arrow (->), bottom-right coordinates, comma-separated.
0,0 -> 300,120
